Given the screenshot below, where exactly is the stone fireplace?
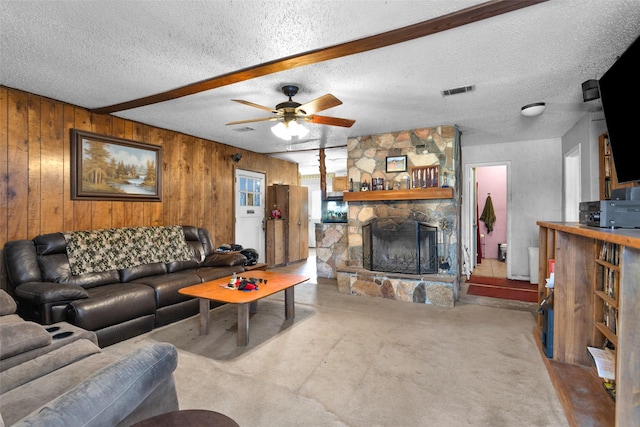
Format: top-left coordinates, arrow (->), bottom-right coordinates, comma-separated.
333,125 -> 460,307
336,199 -> 457,307
362,217 -> 437,275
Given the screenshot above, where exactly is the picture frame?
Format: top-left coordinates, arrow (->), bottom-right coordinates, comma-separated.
385,155 -> 408,173
70,129 -> 162,201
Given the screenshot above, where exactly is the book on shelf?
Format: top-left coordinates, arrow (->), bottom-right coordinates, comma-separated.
599,242 -> 620,265
603,303 -> 618,334
587,346 -> 615,381
603,380 -> 616,401
601,267 -> 617,299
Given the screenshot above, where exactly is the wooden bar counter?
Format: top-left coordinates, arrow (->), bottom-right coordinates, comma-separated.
536,222 -> 639,427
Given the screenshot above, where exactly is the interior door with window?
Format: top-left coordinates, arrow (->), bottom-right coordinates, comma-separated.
234,169 -> 265,263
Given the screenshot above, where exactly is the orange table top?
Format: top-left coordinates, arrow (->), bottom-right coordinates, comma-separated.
178,270 -> 309,304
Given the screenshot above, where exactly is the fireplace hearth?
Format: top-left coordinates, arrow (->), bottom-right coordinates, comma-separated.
362,217 -> 437,275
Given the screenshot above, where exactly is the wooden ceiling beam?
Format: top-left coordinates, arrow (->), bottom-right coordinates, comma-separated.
91,0 -> 546,115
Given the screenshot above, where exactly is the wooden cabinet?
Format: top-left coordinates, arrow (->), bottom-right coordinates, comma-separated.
599,133 -> 637,200
267,185 -> 308,264
332,176 -> 348,191
536,222 -> 640,427
266,219 -> 285,266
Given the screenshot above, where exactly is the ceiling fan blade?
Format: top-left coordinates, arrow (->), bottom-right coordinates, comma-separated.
306,115 -> 355,128
226,116 -> 278,126
296,94 -> 342,115
232,99 -> 278,114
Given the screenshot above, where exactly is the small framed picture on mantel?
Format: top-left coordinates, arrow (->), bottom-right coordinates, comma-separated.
386,155 -> 407,173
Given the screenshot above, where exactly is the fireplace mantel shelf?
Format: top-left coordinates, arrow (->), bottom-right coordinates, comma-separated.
343,187 -> 454,202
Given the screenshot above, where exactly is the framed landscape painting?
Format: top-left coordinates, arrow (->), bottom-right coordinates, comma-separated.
386,155 -> 408,173
70,129 -> 162,201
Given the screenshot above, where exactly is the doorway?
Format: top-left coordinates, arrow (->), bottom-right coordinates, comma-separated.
462,162 -> 510,279
301,176 -> 322,248
234,169 -> 266,263
564,145 -> 581,221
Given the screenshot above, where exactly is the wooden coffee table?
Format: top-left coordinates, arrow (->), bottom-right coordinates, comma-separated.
178,270 -> 309,345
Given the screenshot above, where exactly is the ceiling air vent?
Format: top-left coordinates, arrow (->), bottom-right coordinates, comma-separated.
441,85 -> 475,97
232,126 -> 254,132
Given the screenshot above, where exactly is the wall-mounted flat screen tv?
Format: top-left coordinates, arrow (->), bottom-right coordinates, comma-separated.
598,35 -> 640,184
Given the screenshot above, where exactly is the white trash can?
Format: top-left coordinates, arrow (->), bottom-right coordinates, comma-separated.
498,243 -> 507,261
528,247 -> 539,284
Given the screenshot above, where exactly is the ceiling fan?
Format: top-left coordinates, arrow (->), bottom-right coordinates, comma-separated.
226,85 -> 355,140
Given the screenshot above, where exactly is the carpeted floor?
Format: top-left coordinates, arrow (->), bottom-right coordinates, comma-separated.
105,280 -> 567,426
466,275 -> 538,303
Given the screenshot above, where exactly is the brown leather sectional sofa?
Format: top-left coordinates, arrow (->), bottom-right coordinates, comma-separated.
4,225 -> 246,347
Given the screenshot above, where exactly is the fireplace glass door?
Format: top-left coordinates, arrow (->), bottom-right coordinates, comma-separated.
363,218 -> 437,274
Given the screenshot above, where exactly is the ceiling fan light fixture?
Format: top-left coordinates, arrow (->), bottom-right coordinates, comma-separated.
288,120 -> 309,138
521,102 -> 546,117
271,119 -> 309,140
271,121 -> 291,140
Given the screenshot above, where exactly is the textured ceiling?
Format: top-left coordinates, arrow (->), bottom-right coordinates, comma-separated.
2,1 -> 639,175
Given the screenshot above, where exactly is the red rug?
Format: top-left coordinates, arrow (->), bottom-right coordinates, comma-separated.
466,275 -> 538,303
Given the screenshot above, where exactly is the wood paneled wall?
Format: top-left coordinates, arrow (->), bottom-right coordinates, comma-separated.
0,86 -> 299,288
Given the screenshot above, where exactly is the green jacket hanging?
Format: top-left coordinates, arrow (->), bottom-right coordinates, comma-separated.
480,195 -> 496,233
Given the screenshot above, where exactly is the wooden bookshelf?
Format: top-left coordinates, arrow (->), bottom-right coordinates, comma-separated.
536,222 -> 640,427
593,243 -> 620,349
598,133 -> 638,200
599,134 -> 613,200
